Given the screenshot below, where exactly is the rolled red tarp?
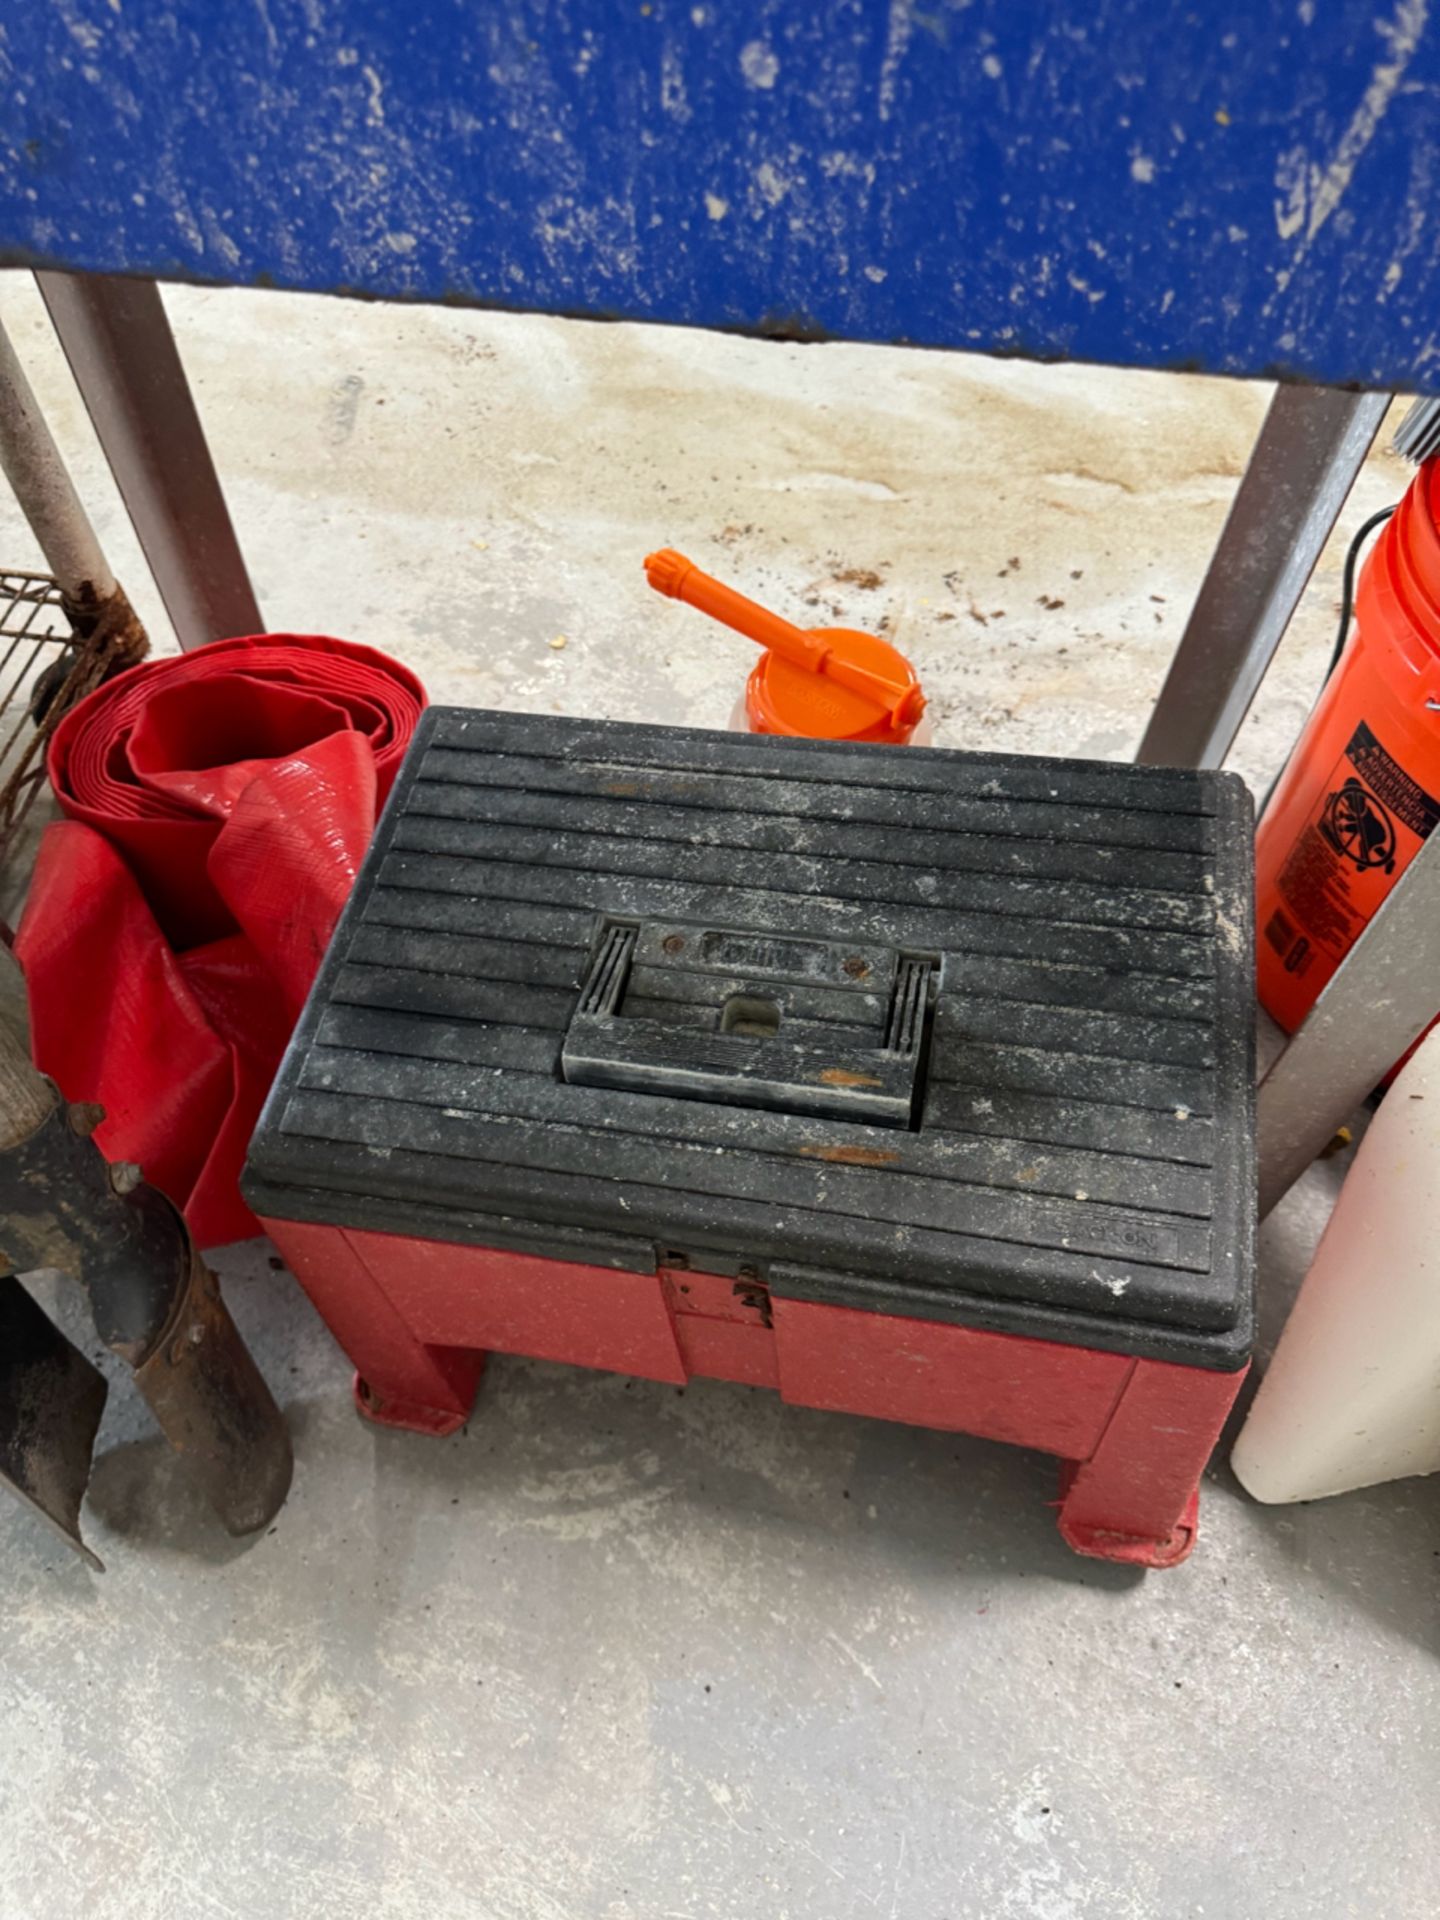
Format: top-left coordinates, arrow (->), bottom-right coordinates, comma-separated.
16,634 -> 425,1247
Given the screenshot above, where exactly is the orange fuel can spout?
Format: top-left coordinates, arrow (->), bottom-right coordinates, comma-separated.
644,548 -> 926,735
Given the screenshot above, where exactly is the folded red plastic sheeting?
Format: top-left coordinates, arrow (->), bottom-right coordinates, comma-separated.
16,634 -> 425,1248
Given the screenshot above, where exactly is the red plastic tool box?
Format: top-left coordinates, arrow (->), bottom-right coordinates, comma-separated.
245,710 -> 1255,1567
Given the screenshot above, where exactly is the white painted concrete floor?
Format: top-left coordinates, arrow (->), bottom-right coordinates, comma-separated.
0,276 -> 1435,1920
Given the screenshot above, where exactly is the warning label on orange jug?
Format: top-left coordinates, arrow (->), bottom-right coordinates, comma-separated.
1272,720 -> 1439,969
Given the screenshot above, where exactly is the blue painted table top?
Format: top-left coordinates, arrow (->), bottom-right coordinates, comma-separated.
2,1 -> 1436,388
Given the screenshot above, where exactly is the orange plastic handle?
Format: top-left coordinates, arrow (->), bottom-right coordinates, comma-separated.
644,548 -> 921,727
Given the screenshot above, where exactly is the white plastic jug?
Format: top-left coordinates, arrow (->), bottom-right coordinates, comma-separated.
1231,1025 -> 1440,1503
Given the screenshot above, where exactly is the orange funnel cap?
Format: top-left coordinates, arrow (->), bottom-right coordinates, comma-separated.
642,548 -> 926,743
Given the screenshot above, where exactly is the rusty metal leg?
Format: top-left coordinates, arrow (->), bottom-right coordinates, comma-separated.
0,1097 -> 293,1538
1136,386 -> 1390,771
0,950 -> 291,1548
0,1275 -> 109,1568
129,1244 -> 295,1535
33,272 -> 262,649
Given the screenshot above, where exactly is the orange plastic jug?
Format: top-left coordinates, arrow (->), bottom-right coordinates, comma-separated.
644,549 -> 928,745
1256,463 -> 1440,1031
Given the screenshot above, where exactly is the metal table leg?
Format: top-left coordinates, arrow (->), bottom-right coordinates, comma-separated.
0,317 -> 117,605
0,311 -> 148,641
1136,385 -> 1390,771
1257,823 -> 1440,1215
34,272 -> 262,650
1391,395 -> 1440,463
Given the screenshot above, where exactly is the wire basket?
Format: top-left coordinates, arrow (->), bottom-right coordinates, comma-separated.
0,569 -> 111,873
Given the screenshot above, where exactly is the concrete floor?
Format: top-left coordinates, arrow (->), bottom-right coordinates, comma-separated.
0,276 -> 1436,1919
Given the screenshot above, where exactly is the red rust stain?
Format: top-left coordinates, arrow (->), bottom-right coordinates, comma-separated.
818,1068 -> 885,1089
603,781 -> 641,797
799,1144 -> 900,1168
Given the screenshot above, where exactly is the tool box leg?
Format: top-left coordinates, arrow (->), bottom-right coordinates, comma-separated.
1056,1359 -> 1248,1569
262,1218 -> 482,1437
